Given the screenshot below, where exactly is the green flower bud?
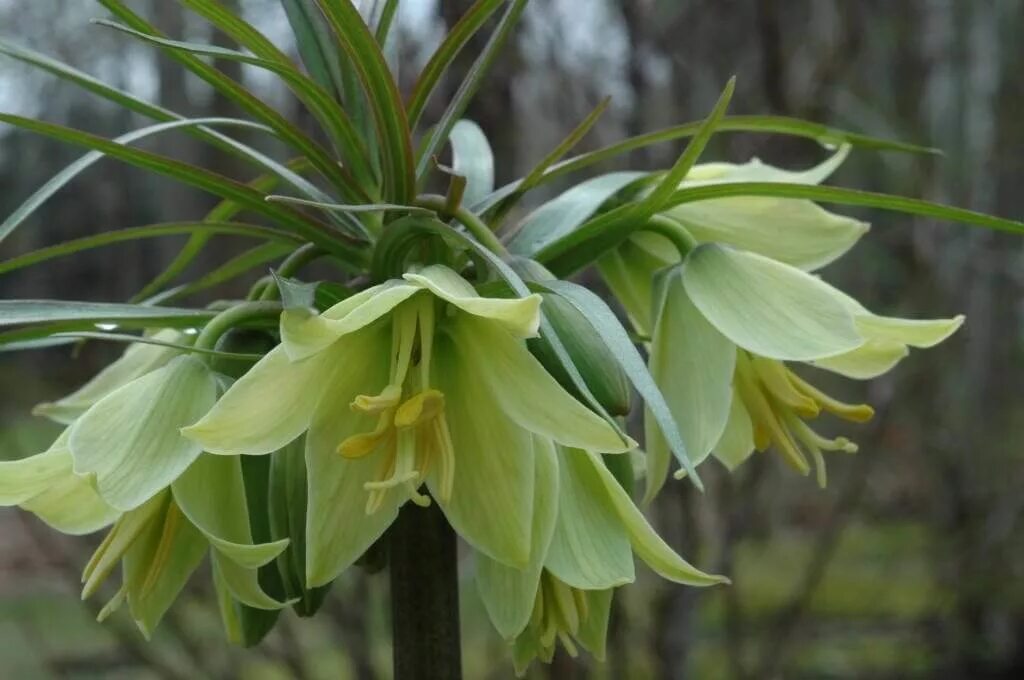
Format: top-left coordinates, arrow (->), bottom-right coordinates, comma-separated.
528,292 -> 632,417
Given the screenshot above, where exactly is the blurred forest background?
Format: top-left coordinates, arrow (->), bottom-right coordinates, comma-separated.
1,0 -> 1023,678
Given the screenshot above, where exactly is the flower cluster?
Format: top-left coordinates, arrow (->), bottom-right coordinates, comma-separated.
1,143 -> 966,670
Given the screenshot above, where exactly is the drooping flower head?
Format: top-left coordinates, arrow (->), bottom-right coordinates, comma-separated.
185,265 -> 634,585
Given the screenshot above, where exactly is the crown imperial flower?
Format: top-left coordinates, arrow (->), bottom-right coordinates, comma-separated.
184,265 -> 634,585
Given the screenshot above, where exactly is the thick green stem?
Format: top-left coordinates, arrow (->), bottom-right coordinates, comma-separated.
193,301 -> 282,351
415,193 -> 509,256
644,214 -> 699,258
389,501 -> 462,680
259,244 -> 325,301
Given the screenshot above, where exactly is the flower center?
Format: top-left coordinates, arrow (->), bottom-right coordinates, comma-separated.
734,352 -> 871,486
335,297 -> 456,514
530,572 -> 592,659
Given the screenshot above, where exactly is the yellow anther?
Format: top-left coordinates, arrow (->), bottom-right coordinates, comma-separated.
351,384 -> 403,413
338,431 -> 387,459
394,389 -> 445,428
751,357 -> 819,418
788,373 -> 875,423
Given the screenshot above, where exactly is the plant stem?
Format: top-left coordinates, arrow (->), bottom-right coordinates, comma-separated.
192,301 -> 282,351
644,214 -> 698,258
389,501 -> 462,680
415,193 -> 509,256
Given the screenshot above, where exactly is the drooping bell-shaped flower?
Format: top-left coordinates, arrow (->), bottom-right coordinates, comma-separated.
33,329 -> 185,425
67,353 -> 219,511
1,441 -> 287,636
0,431 -> 118,535
645,244 -> 963,492
599,146 -> 868,334
184,265 -> 633,586
474,439 -> 726,672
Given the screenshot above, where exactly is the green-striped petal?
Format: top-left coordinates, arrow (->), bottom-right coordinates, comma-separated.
172,454 -> 288,569
183,343 -> 340,456
545,447 -> 634,590
646,270 -> 735,497
453,315 -> 633,453
305,326 -> 399,586
811,340 -> 910,380
476,437 -> 559,640
405,264 -> 541,339
432,327 -> 536,568
33,329 -> 183,425
70,355 -> 217,511
578,449 -> 727,586
682,244 -> 862,361
0,432 -> 72,505
123,498 -> 207,639
280,281 -> 420,361
712,392 -> 756,471
672,147 -> 865,271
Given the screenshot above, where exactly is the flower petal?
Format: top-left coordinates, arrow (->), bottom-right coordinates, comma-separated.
405,264 -> 541,339
123,498 -> 207,639
576,448 -> 728,586
172,454 -> 288,569
855,313 -> 965,348
685,144 -> 850,186
476,436 -> 559,640
545,447 -> 635,590
712,392 -> 756,470
82,494 -> 167,598
811,340 -> 910,380
70,355 -> 217,511
213,554 -> 288,610
33,329 -> 183,425
280,281 -> 420,361
646,270 -> 736,499
183,343 -> 339,456
305,326 -> 400,586
0,432 -> 72,505
21,468 -> 119,535
669,147 -> 865,270
431,328 -> 536,568
682,244 -> 862,361
452,315 -> 632,453
576,589 -> 614,661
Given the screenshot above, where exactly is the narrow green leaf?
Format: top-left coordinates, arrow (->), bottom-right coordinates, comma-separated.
664,183 -> 1024,236
474,115 -> 941,212
537,279 -> 703,488
645,78 -> 735,211
280,0 -> 342,96
265,195 -> 433,215
0,117 -> 279,247
0,301 -> 214,329
125,5 -> 376,190
0,222 -> 299,276
169,242 -> 294,301
534,78 -> 735,276
0,114 -> 366,265
415,0 -> 528,182
98,0 -> 359,200
492,97 -> 610,223
373,0 -> 402,46
314,0 -> 415,202
50,332 -> 262,361
132,159 -> 312,303
507,172 -> 646,256
406,0 -> 505,128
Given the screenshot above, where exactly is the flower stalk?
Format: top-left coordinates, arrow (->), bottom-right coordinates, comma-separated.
389,500 -> 463,680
